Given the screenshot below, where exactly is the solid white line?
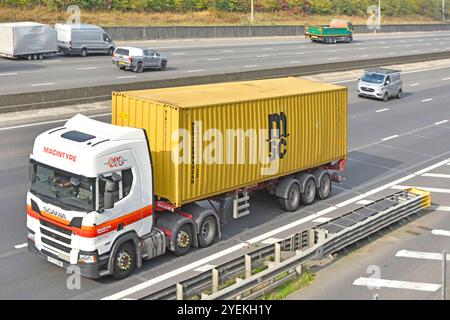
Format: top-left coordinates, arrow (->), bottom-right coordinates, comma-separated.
353,277 -> 441,292
392,185 -> 450,194
360,55 -> 369,58
414,160 -> 450,175
429,205 -> 450,211
356,200 -> 374,205
14,243 -> 28,249
381,135 -> 399,141
376,108 -> 389,113
31,82 -> 55,87
117,76 -> 136,79
432,229 -> 450,237
327,57 -> 338,60
171,52 -> 185,55
422,98 -> 433,102
0,73 -> 18,76
77,67 -> 98,70
102,243 -> 248,300
388,52 -> 396,55
422,173 -> 450,179
409,83 -> 420,87
186,69 -> 205,73
413,50 -> 420,53
194,264 -> 216,272
261,238 -> 283,244
0,113 -> 111,132
396,249 -> 450,261
244,65 -> 257,68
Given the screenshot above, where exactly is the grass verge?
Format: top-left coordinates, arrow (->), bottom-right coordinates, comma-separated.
262,270 -> 315,300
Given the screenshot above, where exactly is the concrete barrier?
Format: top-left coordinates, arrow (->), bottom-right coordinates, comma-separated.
1,51 -> 449,114
103,24 -> 450,41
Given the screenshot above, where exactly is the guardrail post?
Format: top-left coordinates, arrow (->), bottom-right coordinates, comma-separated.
245,254 -> 252,279
176,283 -> 184,300
201,293 -> 209,299
212,268 -> 219,293
316,229 -> 327,245
275,243 -> 281,264
308,229 -> 315,246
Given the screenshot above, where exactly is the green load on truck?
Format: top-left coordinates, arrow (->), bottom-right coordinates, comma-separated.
305,19 -> 353,44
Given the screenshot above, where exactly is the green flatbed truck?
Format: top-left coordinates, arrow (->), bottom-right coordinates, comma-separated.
305,19 -> 353,44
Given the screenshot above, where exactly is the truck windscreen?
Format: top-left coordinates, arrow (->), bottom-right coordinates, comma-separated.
30,162 -> 95,212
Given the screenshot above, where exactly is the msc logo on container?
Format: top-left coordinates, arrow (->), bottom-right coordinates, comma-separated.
267,112 -> 289,161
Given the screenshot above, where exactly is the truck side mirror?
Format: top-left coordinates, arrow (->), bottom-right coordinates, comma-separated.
104,180 -> 116,210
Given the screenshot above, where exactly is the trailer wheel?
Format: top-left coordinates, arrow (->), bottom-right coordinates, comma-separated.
26,54 -> 32,60
198,215 -> 217,248
112,242 -> 136,280
317,173 -> 332,200
331,37 -> 337,44
301,178 -> 317,205
174,224 -> 193,256
279,182 -> 301,212
348,36 -> 353,43
38,54 -> 44,60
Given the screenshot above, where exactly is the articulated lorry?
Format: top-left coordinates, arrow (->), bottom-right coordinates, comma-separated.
26,77 -> 347,279
305,19 -> 353,44
0,22 -> 57,60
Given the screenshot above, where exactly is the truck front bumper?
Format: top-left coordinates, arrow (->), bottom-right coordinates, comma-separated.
28,239 -> 109,279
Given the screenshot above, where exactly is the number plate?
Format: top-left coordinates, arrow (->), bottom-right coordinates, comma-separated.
119,61 -> 126,65
47,256 -> 63,268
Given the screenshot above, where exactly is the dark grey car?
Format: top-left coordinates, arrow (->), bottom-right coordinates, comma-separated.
112,47 -> 168,73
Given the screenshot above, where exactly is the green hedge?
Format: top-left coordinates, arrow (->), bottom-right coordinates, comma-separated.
0,0 -> 449,18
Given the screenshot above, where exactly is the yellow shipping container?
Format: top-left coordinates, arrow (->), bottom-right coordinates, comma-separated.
112,77 -> 347,207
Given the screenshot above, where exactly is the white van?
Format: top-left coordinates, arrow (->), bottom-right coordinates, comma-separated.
55,24 -> 115,57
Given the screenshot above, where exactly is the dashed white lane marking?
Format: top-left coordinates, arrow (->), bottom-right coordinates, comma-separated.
0,72 -> 18,76
360,55 -> 369,58
396,249 -> 450,261
14,243 -> 28,250
388,52 -> 396,55
410,83 -> 420,87
392,185 -> 450,194
77,67 -> 98,70
381,135 -> 398,141
102,159 -> 450,299
431,229 -> 450,237
171,52 -> 185,55
422,98 -> 433,102
376,108 -> 389,113
207,58 -> 221,61
383,46 -> 391,49
312,217 -> 332,223
261,238 -> 283,244
290,61 -> 301,64
443,77 -> 450,81
429,205 -> 450,212
262,48 -> 274,51
295,52 -> 306,55
353,277 -> 441,292
356,200 -> 374,205
413,50 -> 420,53
327,57 -> 338,60
256,55 -> 269,58
31,82 -> 55,86
102,242 -> 248,300
422,173 -> 450,179
194,264 -> 216,272
186,69 -> 205,73
117,75 -> 137,79
244,65 -> 257,68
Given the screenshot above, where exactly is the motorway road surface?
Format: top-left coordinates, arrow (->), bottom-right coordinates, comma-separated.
1,32 -> 450,95
0,63 -> 449,299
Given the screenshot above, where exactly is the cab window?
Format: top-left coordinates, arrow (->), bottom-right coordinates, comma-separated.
103,33 -> 111,43
98,169 -> 133,209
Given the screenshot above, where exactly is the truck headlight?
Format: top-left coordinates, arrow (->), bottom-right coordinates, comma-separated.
78,253 -> 97,264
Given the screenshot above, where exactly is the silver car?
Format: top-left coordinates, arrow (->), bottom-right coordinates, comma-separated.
112,47 -> 168,72
357,68 -> 403,102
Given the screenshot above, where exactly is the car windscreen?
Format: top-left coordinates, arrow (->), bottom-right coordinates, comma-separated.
361,73 -> 385,84
115,48 -> 129,56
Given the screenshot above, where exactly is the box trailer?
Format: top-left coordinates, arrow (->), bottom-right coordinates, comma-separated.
0,22 -> 58,60
26,77 -> 347,279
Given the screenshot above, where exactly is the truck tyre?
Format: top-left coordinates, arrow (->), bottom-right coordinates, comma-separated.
348,36 -> 353,43
112,242 -> 136,280
317,173 -> 332,200
38,54 -> 44,60
26,54 -> 32,60
331,37 -> 337,44
397,89 -> 402,99
198,215 -> 217,248
279,182 -> 301,212
174,224 -> 193,256
383,93 -> 389,102
81,48 -> 87,57
324,37 -> 329,44
301,178 -> 317,205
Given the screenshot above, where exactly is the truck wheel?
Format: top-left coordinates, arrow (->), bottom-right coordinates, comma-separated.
301,178 -> 317,205
198,215 -> 217,248
38,54 -> 44,60
174,224 -> 193,256
81,48 -> 87,57
279,182 -> 301,212
348,36 -> 353,43
26,55 -> 32,60
331,37 -> 337,44
324,37 -> 329,44
317,173 -> 332,200
113,242 -> 136,280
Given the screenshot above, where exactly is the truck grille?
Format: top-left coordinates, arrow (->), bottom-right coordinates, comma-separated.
41,237 -> 71,254
40,227 -> 71,245
361,87 -> 375,92
40,220 -> 72,255
40,219 -> 72,236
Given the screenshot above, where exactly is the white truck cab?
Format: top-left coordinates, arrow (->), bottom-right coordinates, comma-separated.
26,114 -> 165,279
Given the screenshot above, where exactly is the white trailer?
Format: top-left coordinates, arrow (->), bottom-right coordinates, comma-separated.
0,22 -> 58,60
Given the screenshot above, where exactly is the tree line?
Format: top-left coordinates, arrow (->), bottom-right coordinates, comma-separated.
1,0 -> 448,18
